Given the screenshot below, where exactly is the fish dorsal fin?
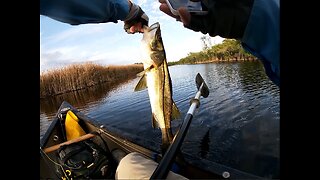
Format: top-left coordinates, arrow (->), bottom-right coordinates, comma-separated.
152,113 -> 159,128
171,101 -> 181,120
134,73 -> 147,91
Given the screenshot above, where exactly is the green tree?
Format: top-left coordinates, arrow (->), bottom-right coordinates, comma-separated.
173,38 -> 257,65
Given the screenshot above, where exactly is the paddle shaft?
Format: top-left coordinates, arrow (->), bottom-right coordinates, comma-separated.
150,83 -> 203,179
43,133 -> 96,153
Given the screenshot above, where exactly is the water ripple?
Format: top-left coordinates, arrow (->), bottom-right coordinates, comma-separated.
40,62 -> 279,178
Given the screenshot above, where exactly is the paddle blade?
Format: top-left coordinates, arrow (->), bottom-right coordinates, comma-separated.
195,73 -> 209,98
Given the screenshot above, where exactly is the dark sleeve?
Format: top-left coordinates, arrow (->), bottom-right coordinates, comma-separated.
186,0 -> 254,39
241,0 -> 280,87
40,0 -> 130,25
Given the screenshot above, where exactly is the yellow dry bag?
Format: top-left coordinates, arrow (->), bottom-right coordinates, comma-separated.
65,110 -> 86,140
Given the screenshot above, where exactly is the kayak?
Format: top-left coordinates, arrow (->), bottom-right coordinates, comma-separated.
40,101 -> 262,179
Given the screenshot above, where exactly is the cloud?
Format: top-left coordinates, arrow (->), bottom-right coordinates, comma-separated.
43,24 -> 113,46
137,0 -> 148,6
211,36 -> 225,45
40,21 -> 140,72
40,51 -> 69,72
40,30 -> 144,73
40,1 -> 225,73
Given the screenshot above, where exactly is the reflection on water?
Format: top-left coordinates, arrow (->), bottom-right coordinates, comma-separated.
178,62 -> 279,179
40,61 -> 279,178
41,78 -> 134,114
40,78 -> 135,137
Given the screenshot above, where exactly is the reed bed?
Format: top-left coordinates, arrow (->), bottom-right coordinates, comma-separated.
40,62 -> 143,98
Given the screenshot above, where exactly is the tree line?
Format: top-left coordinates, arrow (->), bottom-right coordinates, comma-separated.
169,38 -> 257,66
40,38 -> 256,98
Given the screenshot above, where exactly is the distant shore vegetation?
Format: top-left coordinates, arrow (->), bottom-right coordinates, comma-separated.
40,63 -> 143,98
168,38 -> 258,66
40,39 -> 257,98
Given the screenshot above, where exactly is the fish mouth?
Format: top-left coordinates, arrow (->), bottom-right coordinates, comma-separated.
145,22 -> 160,32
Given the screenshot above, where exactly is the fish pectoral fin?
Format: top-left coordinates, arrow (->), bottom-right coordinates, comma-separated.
136,70 -> 145,77
171,101 -> 181,120
152,114 -> 159,128
134,73 -> 147,91
136,65 -> 153,77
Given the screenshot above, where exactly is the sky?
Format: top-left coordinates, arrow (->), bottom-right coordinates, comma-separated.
40,0 -> 224,73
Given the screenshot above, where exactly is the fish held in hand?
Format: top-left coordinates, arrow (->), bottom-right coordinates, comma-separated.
134,22 -> 181,153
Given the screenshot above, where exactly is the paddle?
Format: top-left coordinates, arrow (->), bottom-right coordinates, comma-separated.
150,73 -> 209,179
42,131 -> 98,153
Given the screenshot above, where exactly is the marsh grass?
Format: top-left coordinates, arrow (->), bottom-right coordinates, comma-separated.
40,62 -> 143,98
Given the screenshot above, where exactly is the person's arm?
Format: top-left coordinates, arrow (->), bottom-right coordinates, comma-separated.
241,0 -> 280,86
159,0 -> 280,87
40,0 -> 130,25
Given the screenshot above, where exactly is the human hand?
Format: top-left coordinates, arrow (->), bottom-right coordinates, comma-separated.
158,0 -> 254,39
158,0 -> 195,26
124,1 -> 149,34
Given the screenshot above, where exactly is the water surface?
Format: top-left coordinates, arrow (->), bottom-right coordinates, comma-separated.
40,61 -> 280,178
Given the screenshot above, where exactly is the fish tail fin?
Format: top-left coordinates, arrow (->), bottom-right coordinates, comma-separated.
160,128 -> 173,154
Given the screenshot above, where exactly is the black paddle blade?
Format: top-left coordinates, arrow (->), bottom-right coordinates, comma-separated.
195,73 -> 209,98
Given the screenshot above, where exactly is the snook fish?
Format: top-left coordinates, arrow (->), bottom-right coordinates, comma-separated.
134,22 -> 181,153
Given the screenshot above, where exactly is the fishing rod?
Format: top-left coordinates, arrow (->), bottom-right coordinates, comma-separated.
150,73 -> 209,179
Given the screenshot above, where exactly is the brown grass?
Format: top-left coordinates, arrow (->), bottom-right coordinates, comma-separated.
40,62 -> 143,98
